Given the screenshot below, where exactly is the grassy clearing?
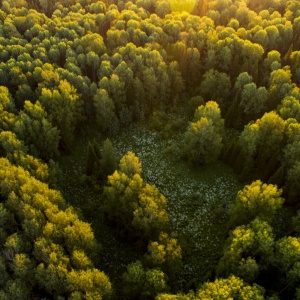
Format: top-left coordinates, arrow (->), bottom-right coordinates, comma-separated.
57,124 -> 241,292
57,123 -> 295,296
112,125 -> 241,289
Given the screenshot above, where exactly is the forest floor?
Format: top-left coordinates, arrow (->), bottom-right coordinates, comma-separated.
57,124 -> 243,293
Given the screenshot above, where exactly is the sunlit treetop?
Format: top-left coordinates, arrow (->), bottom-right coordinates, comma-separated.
168,0 -> 198,13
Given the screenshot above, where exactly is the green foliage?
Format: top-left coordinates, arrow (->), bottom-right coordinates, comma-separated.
187,96 -> 205,117
279,96 -> 300,122
122,260 -> 169,299
229,180 -> 284,227
196,275 -> 265,300
132,183 -> 169,240
217,219 -> 275,282
285,161 -> 300,201
0,158 -> 112,298
275,236 -> 300,283
144,232 -> 182,275
239,111 -> 286,176
86,140 -> 101,177
66,269 -> 112,299
0,130 -> 27,154
0,86 -> 14,113
14,100 -> 60,160
100,139 -> 118,178
199,69 -> 231,110
119,151 -> 142,177
1,0 -> 300,298
239,83 -> 268,123
157,275 -> 265,300
183,101 -> 224,165
193,101 -> 224,134
104,152 -> 170,242
93,89 -> 116,132
183,117 -> 223,165
39,80 -> 83,149
268,67 -> 293,110
85,138 -> 118,184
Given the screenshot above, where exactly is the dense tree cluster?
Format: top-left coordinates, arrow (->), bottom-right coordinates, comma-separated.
0,158 -> 112,299
1,0 -> 300,298
103,152 -> 182,297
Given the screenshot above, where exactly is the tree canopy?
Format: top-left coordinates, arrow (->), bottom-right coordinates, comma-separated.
1,0 -> 300,298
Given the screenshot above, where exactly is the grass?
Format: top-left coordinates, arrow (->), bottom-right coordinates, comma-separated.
57,123 -> 241,293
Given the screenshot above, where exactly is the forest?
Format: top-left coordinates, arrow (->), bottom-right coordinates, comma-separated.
0,0 -> 300,299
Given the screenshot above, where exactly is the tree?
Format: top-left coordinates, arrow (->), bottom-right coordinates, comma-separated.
0,158 -> 112,299
93,88 -> 116,132
100,139 -> 118,178
253,29 -> 269,49
285,162 -> 300,202
239,111 -> 286,174
132,183 -> 169,240
122,260 -> 169,299
185,47 -> 202,90
104,170 -> 136,229
119,151 -> 142,177
78,33 -> 106,57
199,69 -> 231,110
262,50 -> 281,84
193,101 -> 224,134
234,72 -> 253,95
0,86 -> 15,113
86,140 -> 101,177
142,67 -> 159,112
66,269 -> 112,299
275,236 -> 300,295
144,232 -> 182,275
241,40 -> 264,80
0,130 -> 27,155
155,1 -> 171,18
168,61 -> 184,104
283,141 -> 300,168
14,84 -> 36,110
104,152 -> 169,242
290,51 -> 300,84
39,80 -> 83,149
14,100 -> 60,160
239,83 -> 267,123
279,96 -> 300,122
105,74 -> 127,113
229,180 -> 284,227
268,67 -> 293,110
217,219 -> 275,282
183,117 -> 223,165
85,138 -> 117,182
86,51 -> 100,82
196,275 -> 265,299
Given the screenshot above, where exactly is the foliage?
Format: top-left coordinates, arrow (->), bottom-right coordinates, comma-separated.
1,0 -> 300,298
144,231 -> 182,276
122,260 -> 169,299
229,180 -> 284,227
183,101 -> 224,165
196,275 -> 265,300
0,158 -> 112,299
104,151 -> 169,242
217,219 -> 275,282
183,117 -> 223,165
